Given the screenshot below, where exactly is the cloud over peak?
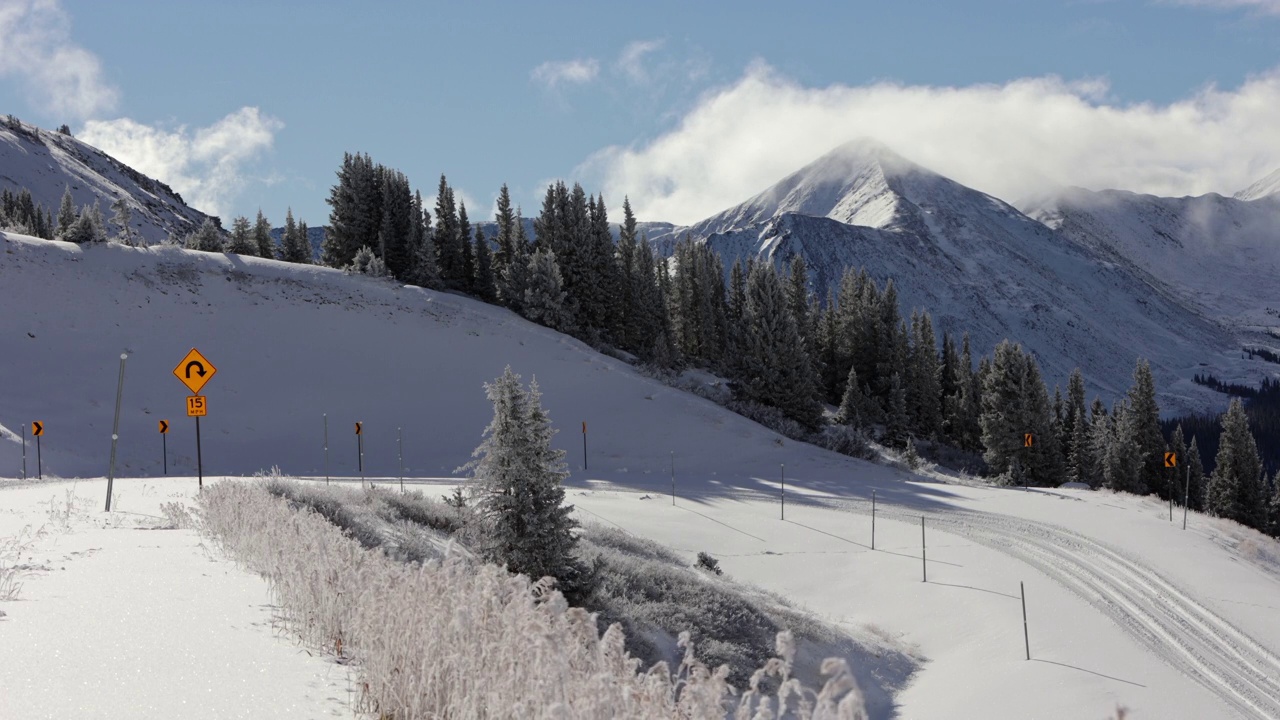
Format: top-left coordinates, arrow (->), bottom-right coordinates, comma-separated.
582,62 -> 1280,224
0,0 -> 119,120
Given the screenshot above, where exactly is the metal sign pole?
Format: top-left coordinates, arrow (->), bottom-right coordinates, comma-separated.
670,451 -> 675,506
582,421 -> 587,472
105,354 -> 127,511
21,424 -> 26,480
871,489 -> 877,550
1183,465 -> 1190,530
780,463 -> 785,521
36,433 -> 41,480
195,415 -> 203,491
398,427 -> 404,494
324,414 -> 329,485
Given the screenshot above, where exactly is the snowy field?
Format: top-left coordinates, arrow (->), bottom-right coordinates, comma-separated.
4,233 -> 1280,718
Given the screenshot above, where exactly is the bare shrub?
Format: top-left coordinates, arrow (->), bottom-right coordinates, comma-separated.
198,480 -> 868,719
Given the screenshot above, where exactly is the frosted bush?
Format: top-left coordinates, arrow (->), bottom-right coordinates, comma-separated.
198,481 -> 868,719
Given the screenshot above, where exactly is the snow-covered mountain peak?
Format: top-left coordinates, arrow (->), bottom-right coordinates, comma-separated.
1235,168 -> 1280,201
0,118 -> 213,244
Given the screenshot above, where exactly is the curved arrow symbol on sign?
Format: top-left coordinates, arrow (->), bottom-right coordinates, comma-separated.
185,361 -> 207,379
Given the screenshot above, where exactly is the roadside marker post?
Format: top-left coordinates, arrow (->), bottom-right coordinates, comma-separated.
21,424 -> 26,480
1164,452 -> 1178,522
355,422 -> 364,487
780,463 -> 785,521
398,427 -> 404,494
582,421 -> 587,472
105,353 -> 128,511
324,414 -> 329,485
1183,465 -> 1191,531
670,451 -> 675,506
31,421 -> 43,479
1021,581 -> 1031,660
871,489 -> 876,551
159,420 -> 169,475
1022,433 -> 1034,491
921,515 -> 927,582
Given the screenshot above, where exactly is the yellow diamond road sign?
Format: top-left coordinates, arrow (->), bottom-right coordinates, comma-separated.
174,348 -> 217,394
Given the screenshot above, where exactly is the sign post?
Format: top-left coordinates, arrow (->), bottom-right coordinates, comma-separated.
105,353 -> 128,511
780,463 -> 785,521
31,421 -> 43,479
582,421 -> 587,472
1164,452 -> 1178,522
398,426 -> 404,494
21,424 -> 26,480
1183,465 -> 1190,530
872,489 -> 877,550
173,348 -> 216,492
1022,433 -> 1035,491
670,451 -> 675,506
355,422 -> 364,487
323,414 -> 330,485
159,420 -> 169,475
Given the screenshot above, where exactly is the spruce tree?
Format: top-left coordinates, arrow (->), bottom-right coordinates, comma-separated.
523,248 -> 572,332
910,312 -> 943,439
110,196 -> 133,245
462,367 -> 580,588
1207,398 -> 1266,529
324,152 -> 381,268
837,365 -> 875,430
56,185 -> 75,238
1104,402 -> 1145,494
473,226 -> 496,302
615,197 -> 640,349
1168,424 -> 1189,505
378,170 -> 413,279
1267,471 -> 1280,538
738,261 -> 823,431
459,202 -> 475,291
884,372 -> 910,448
280,209 -> 313,263
253,210 -> 273,258
185,217 -> 223,252
225,215 -> 255,255
493,183 -> 517,281
1127,360 -> 1165,497
632,236 -> 666,363
434,175 -> 462,286
500,211 -> 531,313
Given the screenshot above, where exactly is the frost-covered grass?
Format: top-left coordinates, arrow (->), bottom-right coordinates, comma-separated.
198,479 -> 869,719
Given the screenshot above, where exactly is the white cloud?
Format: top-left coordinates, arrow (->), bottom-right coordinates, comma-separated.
79,107 -> 284,219
0,0 -> 119,120
581,62 -> 1280,224
1162,0 -> 1280,15
530,58 -> 600,89
618,39 -> 664,83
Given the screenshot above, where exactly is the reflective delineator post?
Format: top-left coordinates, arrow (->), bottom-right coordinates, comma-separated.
1021,581 -> 1031,660
780,464 -> 785,521
398,427 -> 404,494
323,414 -> 329,485
670,451 -> 675,506
871,489 -> 877,550
921,515 -> 927,582
105,353 -> 128,512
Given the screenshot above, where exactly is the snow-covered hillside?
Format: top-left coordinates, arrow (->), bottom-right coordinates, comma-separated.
5,231 -> 1280,719
660,140 -> 1243,414
0,119 -> 212,244
1024,187 -> 1280,340
1236,169 -> 1280,201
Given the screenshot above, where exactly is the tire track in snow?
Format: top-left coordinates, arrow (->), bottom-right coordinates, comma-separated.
818,498 -> 1280,720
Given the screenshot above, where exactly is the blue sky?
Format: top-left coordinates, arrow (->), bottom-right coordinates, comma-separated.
1,0 -> 1278,226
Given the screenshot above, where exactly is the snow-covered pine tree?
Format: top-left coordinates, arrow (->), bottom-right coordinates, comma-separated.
324,152 -> 381,268
225,215 -> 256,255
185,217 -> 223,252
837,365 -> 877,431
499,211 -> 531,312
1065,368 -> 1087,448
523,248 -> 572,332
56,185 -> 75,238
62,207 -> 100,244
1207,398 -> 1266,529
1067,401 -> 1093,486
109,196 -> 133,245
633,236 -> 667,363
88,199 -> 106,239
473,226 -> 496,302
614,197 -> 640,349
1104,401 -> 1144,494
280,209 -> 312,263
253,210 -> 273,259
738,261 -> 824,431
461,367 -> 581,591
378,170 -> 413,279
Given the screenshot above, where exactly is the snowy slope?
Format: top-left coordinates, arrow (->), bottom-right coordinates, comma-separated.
5,231 -> 1280,718
671,140 -> 1238,414
1236,169 -> 1280,201
1024,187 -> 1280,337
0,119 -> 212,244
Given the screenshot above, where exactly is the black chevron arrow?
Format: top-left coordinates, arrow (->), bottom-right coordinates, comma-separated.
185,361 -> 207,379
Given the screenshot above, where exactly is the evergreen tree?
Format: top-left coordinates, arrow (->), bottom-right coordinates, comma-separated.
884,372 -> 911,448
409,196 -> 440,288
324,152 -> 381,268
523,248 -> 572,332
837,365 -> 876,430
632,236 -> 667,363
499,211 -> 531,312
63,207 -> 101,244
225,215 -> 255,255
1267,471 -> 1280,538
378,170 -> 413,279
56,185 -> 75,238
461,367 -> 581,588
473,226 -> 496,302
253,210 -> 273,258
1186,436 -> 1206,511
459,201 -> 475,291
280,209 -> 313,263
1104,401 -> 1145,494
1168,425 -> 1189,505
1127,360 -> 1165,497
979,341 -> 1058,485
110,196 -> 133,245
614,197 -> 640,350
1207,398 -> 1266,529
434,175 -> 463,286
909,312 -> 943,438
738,262 -> 823,431
493,183 -> 517,281
1086,399 -> 1110,488
1067,402 -> 1093,486
181,217 -> 221,251
1065,368 -> 1087,447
